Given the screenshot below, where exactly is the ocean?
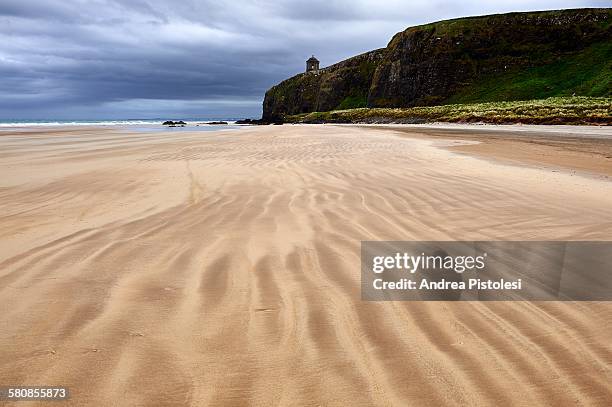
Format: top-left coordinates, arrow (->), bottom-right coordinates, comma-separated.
0,119 -> 244,132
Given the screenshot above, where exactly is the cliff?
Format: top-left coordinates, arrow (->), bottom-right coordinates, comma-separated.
262,8 -> 611,120
263,49 -> 385,120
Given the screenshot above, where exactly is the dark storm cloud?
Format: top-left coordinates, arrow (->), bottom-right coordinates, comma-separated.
0,0 -> 607,119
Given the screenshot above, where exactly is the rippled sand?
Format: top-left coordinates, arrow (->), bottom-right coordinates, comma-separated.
1,124 -> 611,406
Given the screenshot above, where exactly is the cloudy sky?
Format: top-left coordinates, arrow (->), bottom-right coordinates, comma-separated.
0,0 -> 608,120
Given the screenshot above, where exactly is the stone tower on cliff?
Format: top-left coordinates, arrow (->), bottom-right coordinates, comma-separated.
306,55 -> 319,73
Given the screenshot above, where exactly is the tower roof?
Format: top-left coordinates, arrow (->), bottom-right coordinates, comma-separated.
307,55 -> 319,63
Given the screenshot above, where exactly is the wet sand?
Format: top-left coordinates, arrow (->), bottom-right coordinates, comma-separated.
378,123 -> 612,178
1,124 -> 611,406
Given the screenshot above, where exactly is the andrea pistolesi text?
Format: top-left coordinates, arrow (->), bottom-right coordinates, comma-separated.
371,252 -> 522,291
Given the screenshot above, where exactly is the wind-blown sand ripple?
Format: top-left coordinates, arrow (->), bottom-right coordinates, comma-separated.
0,125 -> 611,406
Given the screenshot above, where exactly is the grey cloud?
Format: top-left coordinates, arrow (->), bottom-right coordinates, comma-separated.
0,0 -> 606,119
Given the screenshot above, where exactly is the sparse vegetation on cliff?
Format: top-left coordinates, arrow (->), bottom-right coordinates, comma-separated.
286,97 -> 611,125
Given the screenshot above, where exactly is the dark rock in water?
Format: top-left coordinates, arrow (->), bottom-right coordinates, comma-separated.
162,120 -> 187,126
235,119 -> 254,124
207,121 -> 228,125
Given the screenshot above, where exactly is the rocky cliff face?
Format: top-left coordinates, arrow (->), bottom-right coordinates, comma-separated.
263,49 -> 384,120
368,8 -> 611,107
262,8 -> 611,120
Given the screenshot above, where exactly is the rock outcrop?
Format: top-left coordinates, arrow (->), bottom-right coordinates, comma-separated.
263,49 -> 385,120
262,8 -> 611,120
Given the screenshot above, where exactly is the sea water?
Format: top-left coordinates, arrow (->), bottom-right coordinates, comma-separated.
0,119 -> 244,133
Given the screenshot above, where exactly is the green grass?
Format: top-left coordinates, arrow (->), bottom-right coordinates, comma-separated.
447,42 -> 612,104
413,9 -> 611,37
287,97 -> 612,125
337,95 -> 368,109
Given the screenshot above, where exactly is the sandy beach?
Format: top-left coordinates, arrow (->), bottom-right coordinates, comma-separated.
1,124 -> 611,406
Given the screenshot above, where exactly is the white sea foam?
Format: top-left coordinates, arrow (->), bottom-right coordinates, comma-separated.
0,120 -> 238,127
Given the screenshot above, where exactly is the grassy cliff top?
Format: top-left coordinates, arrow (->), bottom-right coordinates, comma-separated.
396,8 -> 611,39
